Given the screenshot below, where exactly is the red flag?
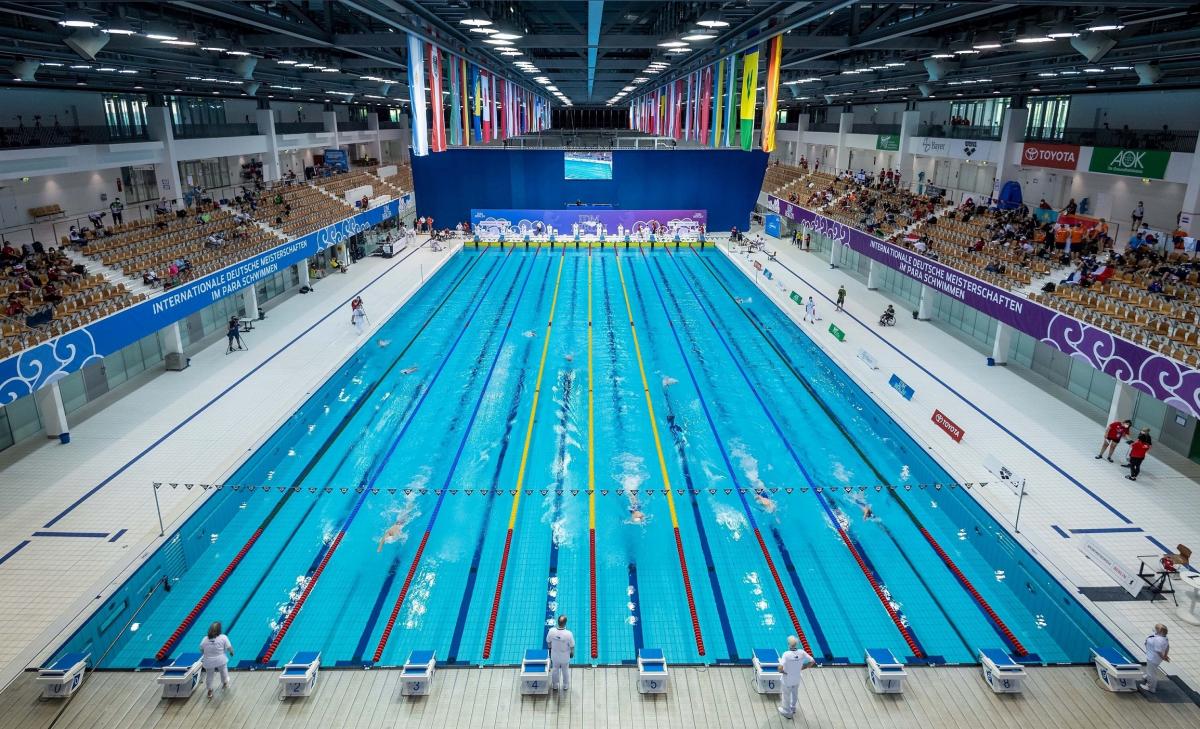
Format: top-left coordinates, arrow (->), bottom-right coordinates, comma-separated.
427,43 -> 446,152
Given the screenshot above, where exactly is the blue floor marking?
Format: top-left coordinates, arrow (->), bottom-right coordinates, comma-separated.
1069,527 -> 1143,534
32,531 -> 109,538
0,540 -> 30,566
1051,525 -> 1069,539
351,561 -> 399,664
108,529 -> 128,542
762,254 -> 1134,525
43,244 -> 432,529
627,563 -> 644,652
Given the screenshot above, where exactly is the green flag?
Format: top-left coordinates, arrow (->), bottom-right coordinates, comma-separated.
739,47 -> 760,151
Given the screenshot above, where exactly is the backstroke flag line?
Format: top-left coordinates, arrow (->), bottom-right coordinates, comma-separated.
739,46 -> 760,151
760,34 -> 783,153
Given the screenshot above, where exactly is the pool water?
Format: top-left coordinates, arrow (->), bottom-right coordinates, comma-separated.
564,157 -> 613,180
57,247 -> 1116,669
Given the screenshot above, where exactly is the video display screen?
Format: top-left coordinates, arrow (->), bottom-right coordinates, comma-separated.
564,151 -> 613,180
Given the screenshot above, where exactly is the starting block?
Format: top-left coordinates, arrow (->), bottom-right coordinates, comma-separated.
37,652 -> 89,698
156,652 -> 203,698
1091,647 -> 1142,692
400,649 -> 436,696
636,648 -> 668,694
865,648 -> 907,694
278,651 -> 321,698
980,648 -> 1026,694
519,649 -> 551,695
752,648 -> 783,694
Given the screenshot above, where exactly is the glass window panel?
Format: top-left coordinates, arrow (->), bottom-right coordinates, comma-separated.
6,393 -> 43,442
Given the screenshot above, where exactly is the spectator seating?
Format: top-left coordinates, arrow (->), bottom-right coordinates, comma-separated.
315,171 -> 377,198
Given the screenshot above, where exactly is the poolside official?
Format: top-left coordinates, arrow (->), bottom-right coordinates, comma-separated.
777,635 -> 815,720
546,614 -> 575,692
1140,624 -> 1170,693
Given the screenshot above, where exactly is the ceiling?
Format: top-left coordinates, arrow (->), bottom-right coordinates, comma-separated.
1,2 -> 1199,112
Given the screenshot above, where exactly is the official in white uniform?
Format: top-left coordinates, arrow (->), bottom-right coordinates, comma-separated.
199,621 -> 234,699
777,635 -> 815,720
546,614 -> 575,692
1140,624 -> 1170,693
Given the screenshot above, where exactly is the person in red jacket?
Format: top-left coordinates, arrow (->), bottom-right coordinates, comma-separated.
1125,429 -> 1152,481
1096,418 -> 1132,462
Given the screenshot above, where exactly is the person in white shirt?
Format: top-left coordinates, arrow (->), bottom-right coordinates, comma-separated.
545,614 -> 575,692
1140,624 -> 1170,693
777,635 -> 815,719
199,621 -> 234,698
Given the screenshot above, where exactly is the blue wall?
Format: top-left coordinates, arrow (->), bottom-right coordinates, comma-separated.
411,149 -> 768,231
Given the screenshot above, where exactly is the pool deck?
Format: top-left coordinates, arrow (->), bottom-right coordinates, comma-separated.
2,665 -> 1199,729
0,235 -> 1198,726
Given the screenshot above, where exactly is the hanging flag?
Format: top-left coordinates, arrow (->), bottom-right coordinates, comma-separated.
490,73 -> 499,139
699,66 -> 712,144
761,34 -> 783,153
674,79 -> 684,140
724,54 -> 737,147
427,43 -> 446,153
406,34 -> 429,157
460,58 -> 470,145
712,59 -> 724,148
470,65 -> 483,142
739,47 -> 760,151
480,70 -> 491,141
448,54 -> 461,146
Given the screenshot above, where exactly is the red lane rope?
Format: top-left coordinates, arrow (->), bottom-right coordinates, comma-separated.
259,530 -> 345,663
154,527 -> 263,661
673,528 -> 706,656
481,529 -> 515,659
917,526 -> 1028,656
753,529 -> 813,656
371,531 -> 431,663
833,524 -> 923,658
589,529 -> 598,659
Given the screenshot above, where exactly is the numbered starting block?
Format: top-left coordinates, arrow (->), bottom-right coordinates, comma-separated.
156,652 -> 203,698
865,648 -> 907,694
519,649 -> 551,695
37,652 -> 89,698
980,648 -> 1026,694
400,650 -> 436,696
278,651 -> 321,698
636,648 -> 668,694
1091,647 -> 1143,692
752,648 -> 783,694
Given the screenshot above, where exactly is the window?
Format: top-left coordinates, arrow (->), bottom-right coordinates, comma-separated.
950,97 -> 1008,130
1025,96 -> 1070,140
103,93 -> 148,138
178,158 -> 232,193
168,95 -> 227,128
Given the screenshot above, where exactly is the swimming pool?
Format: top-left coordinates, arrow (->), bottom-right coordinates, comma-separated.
54,247 -> 1117,669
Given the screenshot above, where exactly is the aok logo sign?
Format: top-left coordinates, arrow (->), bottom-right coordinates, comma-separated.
1109,149 -> 1147,171
1089,146 -> 1171,179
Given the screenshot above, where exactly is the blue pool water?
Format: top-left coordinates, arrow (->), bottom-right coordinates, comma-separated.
56,248 -> 1117,669
564,156 -> 612,180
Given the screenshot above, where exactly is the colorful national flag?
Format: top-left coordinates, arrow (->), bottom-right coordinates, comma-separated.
739,47 -> 760,151
760,34 -> 783,153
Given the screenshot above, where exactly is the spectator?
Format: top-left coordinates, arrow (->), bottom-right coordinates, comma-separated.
109,197 -> 124,225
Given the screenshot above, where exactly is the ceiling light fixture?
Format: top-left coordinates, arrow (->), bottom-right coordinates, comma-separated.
1047,21 -> 1080,39
103,23 -> 136,36
681,31 -> 717,41
469,26 -> 498,35
142,24 -> 178,41
491,31 -> 523,41
1082,67 -> 1105,73
1086,12 -> 1125,32
58,13 -> 98,29
226,48 -> 252,56
459,8 -> 493,27
483,38 -> 513,45
696,9 -> 730,28
161,39 -> 197,46
930,52 -> 955,59
972,32 -> 1002,50
658,39 -> 687,48
953,47 -> 979,55
202,46 -> 226,52
1015,24 -> 1053,44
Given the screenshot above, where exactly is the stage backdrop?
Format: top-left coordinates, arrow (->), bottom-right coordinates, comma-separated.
471,209 -> 705,237
412,149 -> 767,231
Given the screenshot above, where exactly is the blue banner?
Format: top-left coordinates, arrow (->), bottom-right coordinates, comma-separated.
471,209 -> 706,238
323,148 -> 349,172
888,373 -> 915,401
764,213 -> 782,238
0,199 -> 399,405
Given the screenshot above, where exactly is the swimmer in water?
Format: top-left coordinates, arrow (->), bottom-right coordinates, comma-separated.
377,339 -> 391,348
735,296 -> 752,304
754,490 -> 777,514
565,353 -> 574,362
848,492 -> 877,522
400,366 -> 418,375
522,330 -> 536,338
377,513 -> 411,552
662,376 -> 678,387
626,492 -> 647,525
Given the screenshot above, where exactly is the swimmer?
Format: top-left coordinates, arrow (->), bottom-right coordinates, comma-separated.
377,339 -> 392,348
734,296 -> 752,304
565,353 -> 574,362
754,491 -> 777,514
848,492 -> 877,522
662,376 -> 678,387
400,366 -> 418,375
626,492 -> 648,525
522,330 -> 536,338
377,514 -> 411,552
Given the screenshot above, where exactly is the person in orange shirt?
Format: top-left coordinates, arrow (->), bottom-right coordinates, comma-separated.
1054,225 -> 1069,248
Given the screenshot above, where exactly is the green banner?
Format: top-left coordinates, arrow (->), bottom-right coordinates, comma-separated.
876,134 -> 900,151
828,323 -> 845,342
1087,147 -> 1171,179
789,291 -> 802,304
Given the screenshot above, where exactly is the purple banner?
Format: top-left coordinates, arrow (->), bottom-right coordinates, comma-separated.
767,195 -> 1200,418
471,209 -> 706,238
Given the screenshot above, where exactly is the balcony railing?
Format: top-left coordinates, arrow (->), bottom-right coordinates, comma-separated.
339,120 -> 369,132
0,124 -> 148,149
917,123 -> 1002,141
1025,126 -> 1197,153
172,123 -> 260,139
276,121 -> 327,134
852,123 -> 901,135
808,122 -> 840,133
378,119 -> 404,130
